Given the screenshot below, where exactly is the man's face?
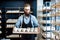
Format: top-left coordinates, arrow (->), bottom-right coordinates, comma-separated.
24,6 -> 30,14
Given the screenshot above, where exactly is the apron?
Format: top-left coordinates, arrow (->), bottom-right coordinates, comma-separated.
21,15 -> 35,40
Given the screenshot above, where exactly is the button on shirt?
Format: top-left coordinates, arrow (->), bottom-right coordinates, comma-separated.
15,14 -> 38,28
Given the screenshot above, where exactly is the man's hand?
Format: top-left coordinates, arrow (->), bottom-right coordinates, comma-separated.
13,27 -> 18,32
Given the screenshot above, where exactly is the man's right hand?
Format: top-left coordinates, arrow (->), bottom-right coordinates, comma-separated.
13,27 -> 18,32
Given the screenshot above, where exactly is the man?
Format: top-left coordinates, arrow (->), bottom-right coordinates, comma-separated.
15,3 -> 39,40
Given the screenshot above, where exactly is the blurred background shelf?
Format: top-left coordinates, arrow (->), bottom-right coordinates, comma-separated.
0,21 -> 1,24
6,10 -> 20,13
51,2 -> 60,8
6,11 -> 33,13
0,26 -> 1,28
6,19 -> 17,23
6,24 -> 15,28
0,31 -> 2,34
6,34 -> 20,38
0,10 -> 2,13
0,15 -> 2,18
37,13 -> 60,18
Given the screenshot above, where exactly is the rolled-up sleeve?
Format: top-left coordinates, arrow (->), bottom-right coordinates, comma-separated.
15,17 -> 21,28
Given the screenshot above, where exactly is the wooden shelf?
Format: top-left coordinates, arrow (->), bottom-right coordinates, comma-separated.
39,20 -> 52,24
0,15 -> 1,18
6,10 -> 20,13
38,9 -> 52,12
0,10 -> 2,13
51,22 -> 60,26
38,7 -> 52,12
0,31 -> 2,34
52,2 -> 60,8
37,13 -> 60,18
37,15 -> 52,18
51,12 -> 60,16
0,21 -> 1,24
6,34 -> 19,38
6,24 -> 15,28
0,26 -> 1,28
6,19 -> 17,23
38,20 -> 60,26
6,10 -> 33,13
40,26 -> 52,31
38,20 -> 54,24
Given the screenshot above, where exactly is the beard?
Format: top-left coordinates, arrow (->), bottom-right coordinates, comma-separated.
24,12 -> 30,16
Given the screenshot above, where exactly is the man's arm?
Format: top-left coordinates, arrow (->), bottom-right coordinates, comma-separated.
33,16 -> 40,33
13,17 -> 21,32
15,16 -> 21,28
33,16 -> 39,27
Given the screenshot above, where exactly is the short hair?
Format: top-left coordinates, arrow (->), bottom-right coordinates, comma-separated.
24,3 -> 30,7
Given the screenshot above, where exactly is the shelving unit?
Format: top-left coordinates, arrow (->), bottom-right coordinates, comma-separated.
5,7 -> 22,39
51,2 -> 60,8
51,1 -> 60,40
37,1 -> 56,40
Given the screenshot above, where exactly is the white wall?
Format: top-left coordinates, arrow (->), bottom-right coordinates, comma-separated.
37,0 -> 43,17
